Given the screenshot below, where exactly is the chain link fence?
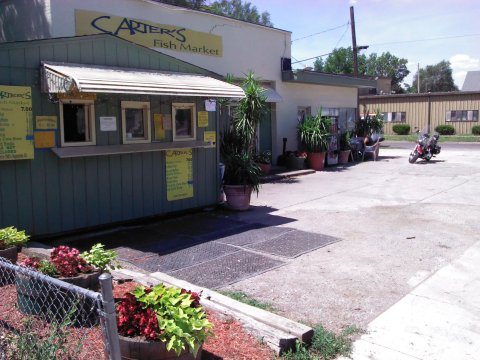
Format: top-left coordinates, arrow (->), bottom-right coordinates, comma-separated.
0,257 -> 121,359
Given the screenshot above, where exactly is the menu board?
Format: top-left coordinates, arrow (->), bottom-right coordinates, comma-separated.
166,149 -> 193,201
0,86 -> 34,160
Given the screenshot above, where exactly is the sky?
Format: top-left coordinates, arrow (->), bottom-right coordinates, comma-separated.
250,0 -> 480,89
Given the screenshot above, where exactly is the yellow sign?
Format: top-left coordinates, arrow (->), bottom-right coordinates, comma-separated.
75,10 -> 223,57
0,85 -> 34,161
34,131 -> 56,148
166,149 -> 193,201
198,111 -> 209,127
154,113 -> 165,140
36,116 -> 57,130
204,131 -> 216,144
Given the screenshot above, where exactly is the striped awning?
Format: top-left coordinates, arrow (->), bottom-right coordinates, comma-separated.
41,62 -> 245,98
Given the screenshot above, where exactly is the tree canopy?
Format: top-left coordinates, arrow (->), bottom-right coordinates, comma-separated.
408,61 -> 458,93
153,0 -> 273,26
314,47 -> 410,93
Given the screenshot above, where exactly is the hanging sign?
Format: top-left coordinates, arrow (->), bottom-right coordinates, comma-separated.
100,116 -> 117,131
75,9 -> 223,57
203,131 -> 216,144
154,114 -> 165,140
166,149 -> 193,201
0,85 -> 34,161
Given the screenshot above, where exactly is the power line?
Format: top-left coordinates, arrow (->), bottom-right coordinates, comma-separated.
291,52 -> 332,64
369,33 -> 480,47
292,22 -> 349,42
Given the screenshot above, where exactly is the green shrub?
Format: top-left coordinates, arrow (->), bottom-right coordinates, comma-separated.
435,124 -> 455,135
472,125 -> 480,135
392,124 -> 411,135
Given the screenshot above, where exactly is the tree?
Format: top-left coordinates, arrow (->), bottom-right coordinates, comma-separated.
208,0 -> 273,26
314,47 -> 409,93
151,0 -> 206,9
410,61 -> 458,93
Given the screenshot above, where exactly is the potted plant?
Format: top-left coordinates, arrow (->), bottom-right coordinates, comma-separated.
0,226 -> 30,263
297,112 -> 332,171
254,150 -> 272,174
116,283 -> 213,360
17,243 -> 120,322
338,131 -> 352,164
220,71 -> 267,210
285,151 -> 307,170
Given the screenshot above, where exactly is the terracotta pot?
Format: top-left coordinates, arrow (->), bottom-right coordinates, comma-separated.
307,152 -> 326,171
257,163 -> 271,174
119,335 -> 202,360
338,150 -> 351,164
223,185 -> 252,211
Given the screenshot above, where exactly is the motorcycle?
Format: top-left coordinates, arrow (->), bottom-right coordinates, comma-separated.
408,129 -> 441,163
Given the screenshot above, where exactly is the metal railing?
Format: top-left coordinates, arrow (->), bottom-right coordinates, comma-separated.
0,257 -> 120,359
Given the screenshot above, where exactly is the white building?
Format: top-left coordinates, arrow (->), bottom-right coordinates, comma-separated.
1,0 -> 374,161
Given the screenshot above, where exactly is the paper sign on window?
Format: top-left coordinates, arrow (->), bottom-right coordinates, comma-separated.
154,113 -> 165,140
166,149 -> 193,201
198,111 -> 209,127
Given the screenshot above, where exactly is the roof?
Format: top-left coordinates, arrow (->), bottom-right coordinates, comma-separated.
462,71 -> 480,91
282,69 -> 377,88
360,90 -> 480,100
41,61 -> 245,98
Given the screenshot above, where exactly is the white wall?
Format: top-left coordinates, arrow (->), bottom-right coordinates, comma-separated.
48,0 -> 290,82
275,82 -> 357,158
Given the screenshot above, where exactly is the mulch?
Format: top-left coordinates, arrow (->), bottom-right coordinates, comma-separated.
0,275 -> 276,360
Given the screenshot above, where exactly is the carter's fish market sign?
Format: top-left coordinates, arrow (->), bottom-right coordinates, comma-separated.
75,9 -> 223,57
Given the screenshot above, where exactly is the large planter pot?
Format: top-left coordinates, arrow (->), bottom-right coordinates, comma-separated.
338,150 -> 351,164
0,246 -> 18,263
307,152 -> 326,171
16,270 -> 101,326
286,156 -> 306,170
257,163 -> 271,174
223,185 -> 252,211
119,335 -> 202,360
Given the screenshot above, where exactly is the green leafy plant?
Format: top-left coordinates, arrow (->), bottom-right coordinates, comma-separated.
117,284 -> 213,357
435,124 -> 455,135
339,131 -> 352,151
356,106 -> 384,136
38,259 -> 58,276
81,243 -> 121,273
472,125 -> 480,135
253,150 -> 272,164
297,112 -> 332,153
392,124 -> 411,135
0,226 -> 30,249
222,152 -> 262,194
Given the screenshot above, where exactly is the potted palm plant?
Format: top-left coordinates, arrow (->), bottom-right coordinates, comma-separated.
254,150 -> 272,174
338,131 -> 352,164
220,71 -> 267,210
297,112 -> 332,171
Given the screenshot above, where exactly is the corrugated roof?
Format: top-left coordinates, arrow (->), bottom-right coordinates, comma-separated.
462,71 -> 480,91
42,62 -> 245,98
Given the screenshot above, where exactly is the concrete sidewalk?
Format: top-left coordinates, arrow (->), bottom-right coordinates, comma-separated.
340,240 -> 480,360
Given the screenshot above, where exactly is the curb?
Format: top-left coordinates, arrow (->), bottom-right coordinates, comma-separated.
113,268 -> 313,355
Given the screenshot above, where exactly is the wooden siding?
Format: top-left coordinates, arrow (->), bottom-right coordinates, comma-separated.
360,93 -> 480,135
0,35 -> 220,236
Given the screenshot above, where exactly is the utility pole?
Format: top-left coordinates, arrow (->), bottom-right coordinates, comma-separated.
350,6 -> 358,77
417,63 -> 420,93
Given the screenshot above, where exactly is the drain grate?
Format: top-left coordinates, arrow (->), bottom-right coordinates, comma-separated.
248,230 -> 341,258
215,225 -> 292,246
130,241 -> 239,273
169,250 -> 285,289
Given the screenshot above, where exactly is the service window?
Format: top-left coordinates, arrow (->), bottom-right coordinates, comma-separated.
59,99 -> 96,147
172,103 -> 196,141
122,101 -> 151,143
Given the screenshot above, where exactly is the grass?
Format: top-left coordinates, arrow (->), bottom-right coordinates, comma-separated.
220,290 -> 276,312
282,325 -> 363,360
384,134 -> 480,142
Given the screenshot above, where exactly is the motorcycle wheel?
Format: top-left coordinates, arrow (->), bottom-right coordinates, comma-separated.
409,151 -> 419,164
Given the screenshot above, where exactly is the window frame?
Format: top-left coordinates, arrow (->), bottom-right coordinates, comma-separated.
59,99 -> 96,147
446,110 -> 479,122
172,103 -> 196,141
121,101 -> 152,144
